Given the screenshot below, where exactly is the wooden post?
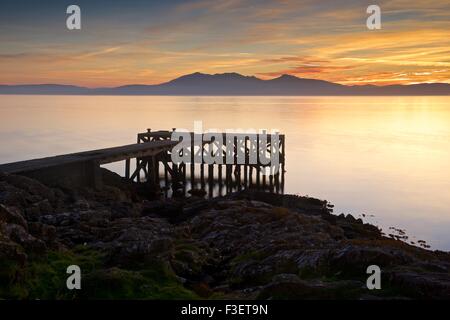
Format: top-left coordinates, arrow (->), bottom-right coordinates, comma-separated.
275,169 -> 280,194
200,163 -> 205,189
243,136 -> 248,189
218,164 -> 223,196
136,135 -> 141,183
208,164 -> 214,198
147,156 -> 153,183
208,164 -> 214,184
190,133 -> 195,189
226,163 -> 232,193
164,155 -> 169,189
256,134 -> 261,188
269,173 -> 274,192
86,160 -> 102,189
136,159 -> 141,183
125,158 -> 130,179
152,155 -> 158,185
262,171 -> 266,190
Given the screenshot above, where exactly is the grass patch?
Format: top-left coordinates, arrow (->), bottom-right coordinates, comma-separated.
1,245 -> 197,300
80,264 -> 197,299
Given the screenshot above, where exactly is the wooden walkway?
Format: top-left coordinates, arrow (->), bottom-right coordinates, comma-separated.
0,129 -> 285,195
0,140 -> 177,174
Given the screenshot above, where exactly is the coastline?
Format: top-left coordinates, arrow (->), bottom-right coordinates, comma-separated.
1,168 -> 449,299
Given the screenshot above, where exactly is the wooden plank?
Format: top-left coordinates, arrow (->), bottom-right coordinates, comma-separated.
0,140 -> 177,174
125,159 -> 130,179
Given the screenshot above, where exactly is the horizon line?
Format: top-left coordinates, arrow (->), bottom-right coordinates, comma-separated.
1,72 -> 450,89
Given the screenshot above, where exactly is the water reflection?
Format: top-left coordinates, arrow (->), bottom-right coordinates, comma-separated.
157,165 -> 285,198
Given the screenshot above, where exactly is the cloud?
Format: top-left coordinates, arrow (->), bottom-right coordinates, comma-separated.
75,47 -> 122,59
1,0 -> 449,86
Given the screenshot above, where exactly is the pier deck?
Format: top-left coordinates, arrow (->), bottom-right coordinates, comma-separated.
0,140 -> 177,174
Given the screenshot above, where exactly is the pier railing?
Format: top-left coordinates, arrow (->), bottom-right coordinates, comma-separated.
133,129 -> 285,196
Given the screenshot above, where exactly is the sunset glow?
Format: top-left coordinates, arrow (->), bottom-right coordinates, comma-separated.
0,0 -> 449,87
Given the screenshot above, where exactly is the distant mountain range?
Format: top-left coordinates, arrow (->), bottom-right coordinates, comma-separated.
1,72 -> 449,95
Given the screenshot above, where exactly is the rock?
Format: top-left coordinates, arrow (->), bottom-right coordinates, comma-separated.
1,171 -> 450,300
412,261 -> 449,273
0,238 -> 27,266
328,245 -> 414,276
142,199 -> 182,219
2,174 -> 56,204
0,204 -> 27,229
170,240 -> 217,279
387,271 -> 450,299
188,189 -> 207,197
295,249 -> 331,274
0,185 -> 27,207
2,223 -> 46,254
28,222 -> 57,244
257,274 -> 363,299
74,199 -> 90,211
91,218 -> 175,267
111,202 -> 141,219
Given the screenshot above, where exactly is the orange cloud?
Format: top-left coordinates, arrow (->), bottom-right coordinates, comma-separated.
0,0 -> 449,86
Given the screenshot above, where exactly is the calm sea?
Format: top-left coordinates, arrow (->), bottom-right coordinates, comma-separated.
1,95 -> 449,250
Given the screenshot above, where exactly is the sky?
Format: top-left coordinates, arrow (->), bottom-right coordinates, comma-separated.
0,0 -> 449,87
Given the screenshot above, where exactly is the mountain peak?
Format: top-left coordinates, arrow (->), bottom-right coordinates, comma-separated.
167,72 -> 259,85
276,74 -> 300,80
173,72 -> 207,79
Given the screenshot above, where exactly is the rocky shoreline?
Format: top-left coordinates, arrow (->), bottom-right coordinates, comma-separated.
1,169 -> 449,299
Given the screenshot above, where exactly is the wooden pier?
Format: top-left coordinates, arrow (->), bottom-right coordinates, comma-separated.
135,129 -> 285,196
0,129 -> 285,196
0,137 -> 177,188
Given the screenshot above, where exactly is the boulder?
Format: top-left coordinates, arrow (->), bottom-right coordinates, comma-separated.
2,223 -> 46,254
0,204 -> 27,229
387,271 -> 450,299
257,273 -> 363,299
